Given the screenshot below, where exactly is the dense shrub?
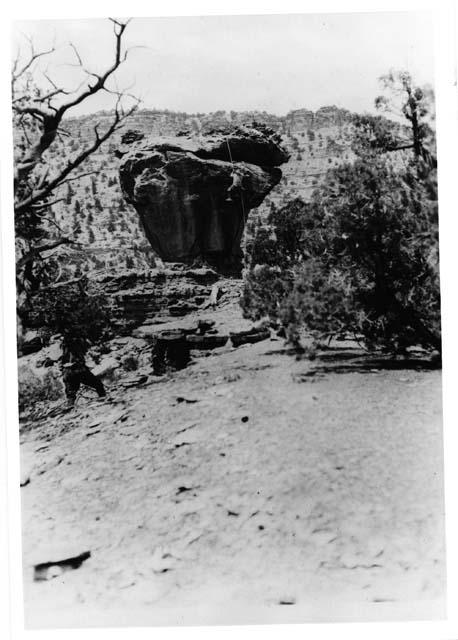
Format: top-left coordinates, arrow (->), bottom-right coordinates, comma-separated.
31,278 -> 113,346
242,154 -> 440,353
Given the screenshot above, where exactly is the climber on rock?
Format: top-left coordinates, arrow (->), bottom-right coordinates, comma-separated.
226,168 -> 244,203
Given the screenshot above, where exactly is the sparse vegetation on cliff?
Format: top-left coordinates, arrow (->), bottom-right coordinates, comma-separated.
12,103 -> 356,294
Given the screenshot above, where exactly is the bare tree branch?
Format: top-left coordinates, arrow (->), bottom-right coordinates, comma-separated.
69,41 -> 83,67
53,19 -> 130,116
55,170 -> 100,186
15,99 -> 139,214
13,105 -> 48,119
13,18 -> 136,188
16,237 -> 77,270
12,42 -> 56,84
31,197 -> 66,211
12,18 -> 142,304
37,86 -> 71,103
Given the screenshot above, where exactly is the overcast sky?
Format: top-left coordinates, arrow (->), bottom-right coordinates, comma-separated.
13,12 -> 435,117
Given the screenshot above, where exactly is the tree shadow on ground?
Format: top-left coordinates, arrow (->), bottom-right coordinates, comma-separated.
263,342 -> 440,373
293,351 -> 440,380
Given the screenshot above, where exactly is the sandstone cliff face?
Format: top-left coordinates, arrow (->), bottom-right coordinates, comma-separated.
118,127 -> 289,272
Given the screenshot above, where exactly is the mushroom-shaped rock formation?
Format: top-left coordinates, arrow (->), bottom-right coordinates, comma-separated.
118,126 -> 289,273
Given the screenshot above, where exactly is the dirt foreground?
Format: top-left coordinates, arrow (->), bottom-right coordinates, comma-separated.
19,327 -> 445,628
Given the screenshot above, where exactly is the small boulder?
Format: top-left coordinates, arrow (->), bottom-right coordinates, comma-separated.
21,331 -> 42,355
152,330 -> 190,374
197,319 -> 216,334
120,373 -> 148,388
230,328 -> 270,347
168,302 -> 198,317
186,334 -> 228,350
47,340 -> 63,362
92,357 -> 120,378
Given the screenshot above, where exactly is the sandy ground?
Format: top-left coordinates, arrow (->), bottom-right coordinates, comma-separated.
19,331 -> 446,628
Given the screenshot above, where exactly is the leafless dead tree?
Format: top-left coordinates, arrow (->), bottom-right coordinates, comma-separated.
12,18 -> 141,314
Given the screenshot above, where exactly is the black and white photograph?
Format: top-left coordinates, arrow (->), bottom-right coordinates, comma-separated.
1,2 -> 457,635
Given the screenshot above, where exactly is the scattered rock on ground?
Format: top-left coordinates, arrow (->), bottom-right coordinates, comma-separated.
230,327 -> 270,347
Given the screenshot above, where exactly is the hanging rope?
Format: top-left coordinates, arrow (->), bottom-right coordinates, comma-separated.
225,137 -> 234,164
